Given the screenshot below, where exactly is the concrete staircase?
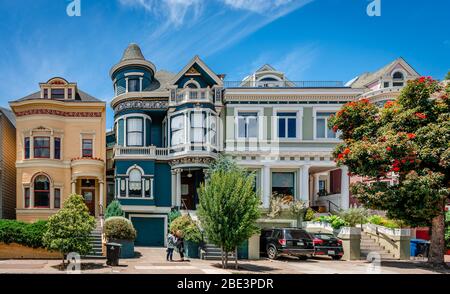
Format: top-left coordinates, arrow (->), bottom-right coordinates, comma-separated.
201,243 -> 236,261
84,219 -> 105,259
360,231 -> 396,260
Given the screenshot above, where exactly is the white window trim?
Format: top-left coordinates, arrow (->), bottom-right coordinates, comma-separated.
114,114 -> 151,148
271,169 -> 298,199
234,106 -> 264,141
313,106 -> 341,142
272,107 -> 303,142
117,165 -> 154,200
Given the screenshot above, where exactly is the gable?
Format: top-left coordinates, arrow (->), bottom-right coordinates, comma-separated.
172,56 -> 223,88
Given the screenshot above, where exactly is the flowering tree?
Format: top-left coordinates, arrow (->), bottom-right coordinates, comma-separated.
329,77 -> 450,266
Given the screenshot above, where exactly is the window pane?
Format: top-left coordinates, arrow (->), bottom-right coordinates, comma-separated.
24,137 -> 30,159
248,117 -> 258,138
24,188 -> 30,208
278,118 -> 286,138
127,118 -> 143,146
34,137 -> 50,158
128,79 -> 140,92
34,175 -> 50,208
191,113 -> 204,127
317,119 -> 326,138
272,172 -> 295,196
82,139 -> 93,157
54,189 -> 61,208
171,129 -> 184,146
171,115 -> 184,130
327,126 -> 337,139
238,117 -> 246,138
51,89 -> 65,99
54,138 -> 61,159
287,118 -> 296,138
191,128 -> 205,143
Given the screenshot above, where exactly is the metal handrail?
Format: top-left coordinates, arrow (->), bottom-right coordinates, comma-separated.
327,200 -> 341,214
224,80 -> 345,88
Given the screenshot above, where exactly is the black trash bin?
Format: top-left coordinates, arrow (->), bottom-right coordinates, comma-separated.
106,243 -> 122,266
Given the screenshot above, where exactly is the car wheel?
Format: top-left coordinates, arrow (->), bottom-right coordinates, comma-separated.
298,255 -> 308,261
332,256 -> 343,260
267,245 -> 278,260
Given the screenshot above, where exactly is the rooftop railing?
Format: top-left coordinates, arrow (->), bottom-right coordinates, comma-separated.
224,80 -> 345,88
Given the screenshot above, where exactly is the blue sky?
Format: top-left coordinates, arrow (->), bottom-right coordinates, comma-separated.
0,0 -> 449,129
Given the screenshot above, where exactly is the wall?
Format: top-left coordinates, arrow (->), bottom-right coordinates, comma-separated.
0,115 -> 16,219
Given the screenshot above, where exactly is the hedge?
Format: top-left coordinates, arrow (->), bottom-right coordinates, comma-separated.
0,220 -> 48,248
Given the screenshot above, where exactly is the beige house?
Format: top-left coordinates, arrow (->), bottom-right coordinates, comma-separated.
0,107 -> 16,219
10,77 -> 106,223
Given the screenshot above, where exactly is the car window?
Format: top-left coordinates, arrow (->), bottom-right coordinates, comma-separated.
272,230 -> 281,239
262,230 -> 272,238
284,230 -> 310,240
314,234 -> 334,240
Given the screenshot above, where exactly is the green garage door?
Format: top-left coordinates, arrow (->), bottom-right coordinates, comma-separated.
131,217 -> 165,247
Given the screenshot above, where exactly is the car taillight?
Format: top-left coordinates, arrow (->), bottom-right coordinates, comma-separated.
313,238 -> 324,245
338,239 -> 343,245
278,239 -> 286,246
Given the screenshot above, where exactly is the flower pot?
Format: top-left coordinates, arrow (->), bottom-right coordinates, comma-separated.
110,239 -> 135,258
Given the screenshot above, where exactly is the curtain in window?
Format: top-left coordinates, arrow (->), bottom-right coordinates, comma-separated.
129,169 -> 142,191
209,115 -> 217,145
127,118 -> 143,146
171,115 -> 185,146
191,112 -> 205,143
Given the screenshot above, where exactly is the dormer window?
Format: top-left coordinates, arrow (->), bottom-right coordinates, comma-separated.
68,88 -> 73,99
392,71 -> 405,87
51,89 -> 65,99
43,89 -> 48,99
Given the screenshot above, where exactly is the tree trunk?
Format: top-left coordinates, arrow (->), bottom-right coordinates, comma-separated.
429,208 -> 445,266
225,252 -> 228,269
221,247 -> 224,269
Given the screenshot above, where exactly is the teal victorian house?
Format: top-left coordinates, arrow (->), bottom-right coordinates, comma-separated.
110,44 -> 223,246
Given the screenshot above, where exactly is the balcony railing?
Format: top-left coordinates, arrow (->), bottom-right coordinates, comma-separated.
224,80 -> 345,88
170,89 -> 214,104
113,145 -> 217,159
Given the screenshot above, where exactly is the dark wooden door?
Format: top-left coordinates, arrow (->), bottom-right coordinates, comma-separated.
181,176 -> 195,210
82,189 -> 96,216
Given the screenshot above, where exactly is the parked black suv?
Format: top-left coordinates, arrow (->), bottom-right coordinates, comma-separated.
260,228 -> 314,260
310,232 -> 344,260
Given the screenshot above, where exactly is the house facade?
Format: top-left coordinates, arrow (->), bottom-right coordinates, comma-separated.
110,44 -> 223,246
10,77 -> 106,223
0,107 -> 16,219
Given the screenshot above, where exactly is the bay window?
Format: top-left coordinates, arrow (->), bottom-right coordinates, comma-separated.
171,115 -> 185,146
34,137 -> 50,158
238,112 -> 258,139
127,118 -> 144,146
190,112 -> 206,144
316,112 -> 337,139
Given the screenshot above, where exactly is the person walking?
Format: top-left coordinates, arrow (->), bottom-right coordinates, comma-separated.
176,230 -> 185,262
166,230 -> 176,262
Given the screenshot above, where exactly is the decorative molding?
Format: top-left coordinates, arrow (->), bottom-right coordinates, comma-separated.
15,109 -> 102,118
169,156 -> 215,167
114,100 -> 169,112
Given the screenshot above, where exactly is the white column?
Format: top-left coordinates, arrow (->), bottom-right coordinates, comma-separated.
171,170 -> 177,206
125,78 -> 129,93
71,180 -> 76,194
313,174 -> 320,206
30,185 -> 34,208
262,166 -> 271,208
115,178 -> 119,199
141,178 -> 145,198
300,165 -> 310,203
139,77 -> 143,91
150,178 -> 154,199
340,166 -> 350,210
176,169 -> 182,208
30,137 -> 34,159
125,178 -> 129,197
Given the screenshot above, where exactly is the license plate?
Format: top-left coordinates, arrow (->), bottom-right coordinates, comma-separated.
328,250 -> 335,255
297,242 -> 304,246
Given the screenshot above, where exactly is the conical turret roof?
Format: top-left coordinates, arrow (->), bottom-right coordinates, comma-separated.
121,43 -> 145,61
110,43 -> 156,78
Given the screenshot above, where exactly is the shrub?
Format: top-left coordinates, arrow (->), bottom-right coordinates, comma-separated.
0,220 -> 48,248
105,200 -> 124,219
169,215 -> 202,244
445,211 -> 450,249
304,208 -> 316,222
104,217 -> 137,241
313,215 -> 348,230
367,215 -> 401,229
168,210 -> 182,226
339,207 -> 369,227
43,194 -> 96,263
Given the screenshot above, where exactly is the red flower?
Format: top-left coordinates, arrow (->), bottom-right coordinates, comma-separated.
333,125 -> 339,132
392,167 -> 400,172
415,112 -> 427,119
384,101 -> 395,108
338,153 -> 344,160
360,98 -> 370,104
407,133 -> 416,139
386,146 -> 392,152
343,148 -> 351,155
418,77 -> 426,83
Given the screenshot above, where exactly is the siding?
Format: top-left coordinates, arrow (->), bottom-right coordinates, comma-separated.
0,115 -> 16,219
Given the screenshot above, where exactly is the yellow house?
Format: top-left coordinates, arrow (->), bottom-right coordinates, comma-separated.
9,77 -> 106,223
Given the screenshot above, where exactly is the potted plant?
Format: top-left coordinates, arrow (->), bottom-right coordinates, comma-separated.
103,217 -> 137,258
169,215 -> 202,258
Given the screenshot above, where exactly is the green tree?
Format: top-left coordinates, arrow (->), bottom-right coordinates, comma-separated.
105,200 -> 124,219
198,157 -> 260,269
329,77 -> 450,266
43,194 -> 96,266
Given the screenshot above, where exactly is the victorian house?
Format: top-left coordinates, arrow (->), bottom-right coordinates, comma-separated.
10,78 -> 106,223
0,107 -> 16,219
110,44 -> 222,246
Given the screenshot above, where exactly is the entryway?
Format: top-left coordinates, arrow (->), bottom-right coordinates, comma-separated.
181,169 -> 205,210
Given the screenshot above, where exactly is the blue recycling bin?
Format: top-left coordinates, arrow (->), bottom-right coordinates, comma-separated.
410,239 -> 429,257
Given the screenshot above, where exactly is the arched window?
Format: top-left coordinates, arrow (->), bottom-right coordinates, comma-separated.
128,168 -> 142,197
34,175 -> 50,208
393,72 -> 404,80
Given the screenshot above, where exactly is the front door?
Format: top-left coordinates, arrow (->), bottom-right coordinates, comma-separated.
82,189 -> 96,216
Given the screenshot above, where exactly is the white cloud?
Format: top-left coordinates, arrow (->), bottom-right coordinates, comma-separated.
222,0 -> 295,13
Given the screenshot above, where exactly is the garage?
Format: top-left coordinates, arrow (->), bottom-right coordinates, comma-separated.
130,215 -> 166,247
